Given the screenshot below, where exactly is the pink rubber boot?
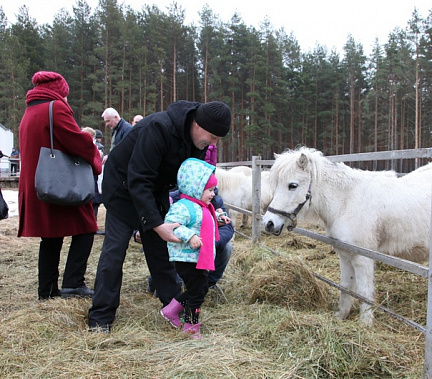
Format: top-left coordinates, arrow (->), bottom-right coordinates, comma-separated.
183,322 -> 203,339
160,298 -> 184,328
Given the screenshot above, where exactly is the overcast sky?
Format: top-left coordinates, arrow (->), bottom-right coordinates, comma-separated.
2,0 -> 431,55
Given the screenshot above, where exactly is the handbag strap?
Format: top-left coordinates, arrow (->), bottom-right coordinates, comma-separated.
48,101 -> 55,156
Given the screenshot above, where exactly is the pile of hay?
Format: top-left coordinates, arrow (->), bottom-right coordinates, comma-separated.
248,256 -> 330,310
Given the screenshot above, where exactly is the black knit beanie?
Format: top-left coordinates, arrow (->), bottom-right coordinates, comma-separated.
195,101 -> 231,137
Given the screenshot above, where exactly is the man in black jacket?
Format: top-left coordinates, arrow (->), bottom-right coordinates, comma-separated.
88,100 -> 231,332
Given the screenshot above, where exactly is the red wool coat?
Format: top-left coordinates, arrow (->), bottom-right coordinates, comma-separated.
18,100 -> 102,238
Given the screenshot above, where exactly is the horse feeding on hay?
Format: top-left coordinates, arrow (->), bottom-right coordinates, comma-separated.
215,168 -> 273,228
262,147 -> 431,325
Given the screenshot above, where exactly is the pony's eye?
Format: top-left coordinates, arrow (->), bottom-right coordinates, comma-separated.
288,183 -> 298,190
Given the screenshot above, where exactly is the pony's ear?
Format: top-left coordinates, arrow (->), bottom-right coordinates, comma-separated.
297,153 -> 308,170
274,153 -> 279,159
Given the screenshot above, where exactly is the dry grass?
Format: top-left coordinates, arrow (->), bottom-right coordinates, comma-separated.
0,193 -> 427,378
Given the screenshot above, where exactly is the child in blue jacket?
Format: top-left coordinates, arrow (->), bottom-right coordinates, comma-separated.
161,158 -> 230,338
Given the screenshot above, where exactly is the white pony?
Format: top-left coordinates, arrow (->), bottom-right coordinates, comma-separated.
216,168 -> 273,228
262,147 -> 431,325
227,166 -> 252,226
229,166 -> 252,176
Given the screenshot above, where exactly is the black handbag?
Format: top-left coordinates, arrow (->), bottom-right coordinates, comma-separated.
0,189 -> 8,220
34,101 -> 95,206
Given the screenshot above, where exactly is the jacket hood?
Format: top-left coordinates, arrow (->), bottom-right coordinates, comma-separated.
167,100 -> 201,132
177,158 -> 216,200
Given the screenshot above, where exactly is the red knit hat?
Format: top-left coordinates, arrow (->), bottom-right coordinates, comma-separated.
204,174 -> 218,190
32,71 -> 69,98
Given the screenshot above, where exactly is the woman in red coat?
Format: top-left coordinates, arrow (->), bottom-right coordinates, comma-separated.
18,71 -> 102,300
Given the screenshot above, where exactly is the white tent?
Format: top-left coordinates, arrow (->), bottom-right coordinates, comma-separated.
0,123 -> 14,173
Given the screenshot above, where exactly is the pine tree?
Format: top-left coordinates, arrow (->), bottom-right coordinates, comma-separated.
343,35 -> 367,154
71,0 -> 102,128
0,7 -> 29,137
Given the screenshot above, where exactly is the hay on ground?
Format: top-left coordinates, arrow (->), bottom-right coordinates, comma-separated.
248,256 -> 330,310
0,191 -> 427,378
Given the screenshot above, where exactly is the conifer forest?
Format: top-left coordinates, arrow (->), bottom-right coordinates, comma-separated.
1,1 -> 432,163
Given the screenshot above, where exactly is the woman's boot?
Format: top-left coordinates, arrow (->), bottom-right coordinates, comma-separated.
160,298 -> 184,328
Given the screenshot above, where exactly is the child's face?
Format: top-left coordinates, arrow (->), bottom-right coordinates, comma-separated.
201,186 -> 216,205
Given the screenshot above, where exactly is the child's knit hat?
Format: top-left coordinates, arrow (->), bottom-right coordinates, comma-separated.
204,174 -> 217,190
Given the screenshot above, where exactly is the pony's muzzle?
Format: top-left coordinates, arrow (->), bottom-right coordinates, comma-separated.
264,220 -> 284,236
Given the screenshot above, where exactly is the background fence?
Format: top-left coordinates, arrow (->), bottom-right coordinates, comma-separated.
218,148 -> 432,378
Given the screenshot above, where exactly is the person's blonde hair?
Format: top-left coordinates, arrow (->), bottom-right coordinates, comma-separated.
82,127 -> 96,138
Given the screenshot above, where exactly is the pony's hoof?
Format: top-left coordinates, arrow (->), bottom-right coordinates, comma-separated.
359,314 -> 374,326
334,311 -> 349,320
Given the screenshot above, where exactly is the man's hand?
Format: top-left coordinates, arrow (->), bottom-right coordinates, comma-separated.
134,231 -> 142,244
154,223 -> 181,242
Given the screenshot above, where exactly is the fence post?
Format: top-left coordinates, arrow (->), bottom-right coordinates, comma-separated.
425,197 -> 432,378
251,156 -> 261,244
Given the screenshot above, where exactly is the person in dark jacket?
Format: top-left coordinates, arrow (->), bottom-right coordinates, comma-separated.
208,193 -> 234,287
93,128 -> 106,234
9,147 -> 20,175
101,107 -> 132,154
88,100 -> 231,332
81,127 -> 104,224
94,129 -> 105,154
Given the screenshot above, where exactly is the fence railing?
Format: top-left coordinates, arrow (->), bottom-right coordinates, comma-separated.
219,148 -> 432,378
0,157 -> 20,177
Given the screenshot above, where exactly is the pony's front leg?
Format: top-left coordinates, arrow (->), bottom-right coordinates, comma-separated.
335,250 -> 356,320
352,255 -> 375,326
241,214 -> 249,228
228,210 -> 239,240
228,210 -> 238,228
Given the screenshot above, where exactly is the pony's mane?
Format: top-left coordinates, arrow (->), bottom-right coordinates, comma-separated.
271,147 -> 328,186
272,147 -> 397,190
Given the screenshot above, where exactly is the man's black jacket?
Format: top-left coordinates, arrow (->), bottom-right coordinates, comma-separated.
102,101 -> 206,230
